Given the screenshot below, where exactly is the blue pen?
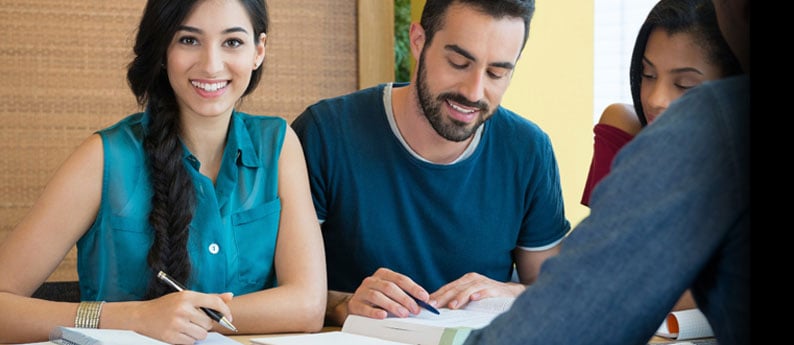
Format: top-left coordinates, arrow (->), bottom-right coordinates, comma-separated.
406,291 -> 440,315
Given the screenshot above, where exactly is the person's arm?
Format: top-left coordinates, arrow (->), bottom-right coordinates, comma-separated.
223,126 -> 327,334
0,134 -> 105,343
325,290 -> 353,326
672,290 -> 697,311
513,244 -> 561,285
463,78 -> 751,344
587,104 -> 698,313
0,135 -> 238,344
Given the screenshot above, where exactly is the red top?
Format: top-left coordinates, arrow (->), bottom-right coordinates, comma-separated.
581,123 -> 635,206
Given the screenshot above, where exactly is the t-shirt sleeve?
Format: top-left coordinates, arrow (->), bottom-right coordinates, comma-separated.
518,131 -> 572,249
291,106 -> 328,222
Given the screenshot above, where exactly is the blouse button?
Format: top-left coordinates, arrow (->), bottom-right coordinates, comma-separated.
208,243 -> 220,254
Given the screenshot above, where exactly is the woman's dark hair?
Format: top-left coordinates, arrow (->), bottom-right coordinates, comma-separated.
629,0 -> 742,126
420,0 -> 535,51
126,0 -> 269,299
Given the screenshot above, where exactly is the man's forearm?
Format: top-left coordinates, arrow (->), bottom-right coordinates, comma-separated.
325,290 -> 353,326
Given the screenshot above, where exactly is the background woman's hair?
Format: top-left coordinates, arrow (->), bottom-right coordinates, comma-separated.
125,0 -> 270,298
628,0 -> 742,126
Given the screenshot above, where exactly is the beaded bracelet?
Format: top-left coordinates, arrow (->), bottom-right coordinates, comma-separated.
74,301 -> 105,328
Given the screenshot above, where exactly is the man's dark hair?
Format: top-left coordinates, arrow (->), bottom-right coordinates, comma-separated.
420,0 -> 535,50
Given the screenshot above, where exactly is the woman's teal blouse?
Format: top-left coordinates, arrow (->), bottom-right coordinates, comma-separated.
77,110 -> 286,301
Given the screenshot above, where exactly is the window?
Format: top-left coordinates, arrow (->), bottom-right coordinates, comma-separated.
593,0 -> 657,123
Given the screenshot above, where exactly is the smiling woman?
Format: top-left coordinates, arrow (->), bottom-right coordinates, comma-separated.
0,0 -> 359,281
0,0 -> 374,342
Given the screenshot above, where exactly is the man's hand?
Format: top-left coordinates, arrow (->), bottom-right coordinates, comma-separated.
429,272 -> 526,310
347,268 -> 434,320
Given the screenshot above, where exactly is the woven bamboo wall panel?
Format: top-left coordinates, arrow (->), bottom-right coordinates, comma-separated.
0,0 -> 358,282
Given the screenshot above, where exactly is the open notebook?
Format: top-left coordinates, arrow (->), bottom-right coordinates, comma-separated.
252,297 -> 515,345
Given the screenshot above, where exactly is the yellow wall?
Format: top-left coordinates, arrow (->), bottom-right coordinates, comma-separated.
411,1 -> 593,225
503,2 -> 593,226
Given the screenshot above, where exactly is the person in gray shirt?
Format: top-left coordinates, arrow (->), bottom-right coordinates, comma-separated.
463,0 -> 750,343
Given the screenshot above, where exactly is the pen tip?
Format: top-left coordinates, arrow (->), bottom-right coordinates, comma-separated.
221,318 -> 238,332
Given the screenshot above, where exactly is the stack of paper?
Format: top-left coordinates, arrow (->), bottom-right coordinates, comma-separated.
252,297 -> 516,345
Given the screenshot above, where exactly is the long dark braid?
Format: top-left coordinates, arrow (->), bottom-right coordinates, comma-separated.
142,95 -> 195,299
127,0 -> 198,299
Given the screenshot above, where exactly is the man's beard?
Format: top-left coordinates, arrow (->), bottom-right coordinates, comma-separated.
415,53 -> 491,142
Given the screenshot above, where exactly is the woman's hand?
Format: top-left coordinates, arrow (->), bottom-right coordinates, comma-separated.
129,291 -> 233,344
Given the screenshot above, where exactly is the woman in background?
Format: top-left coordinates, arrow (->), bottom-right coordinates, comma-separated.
0,0 -> 325,343
581,0 -> 742,207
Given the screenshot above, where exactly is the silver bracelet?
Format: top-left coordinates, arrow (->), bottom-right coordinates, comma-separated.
74,301 -> 105,328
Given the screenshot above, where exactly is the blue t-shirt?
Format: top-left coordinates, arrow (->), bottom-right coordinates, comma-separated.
292,83 -> 571,292
77,110 -> 286,301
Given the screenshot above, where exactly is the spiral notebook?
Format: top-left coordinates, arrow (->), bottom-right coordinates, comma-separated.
48,327 -> 238,345
49,327 -> 168,345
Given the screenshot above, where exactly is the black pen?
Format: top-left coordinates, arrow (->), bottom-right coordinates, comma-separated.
156,271 -> 238,332
406,291 -> 440,315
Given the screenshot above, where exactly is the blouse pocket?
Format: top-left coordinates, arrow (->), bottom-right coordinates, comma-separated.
231,198 -> 281,287
86,215 -> 152,299
108,215 -> 152,265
